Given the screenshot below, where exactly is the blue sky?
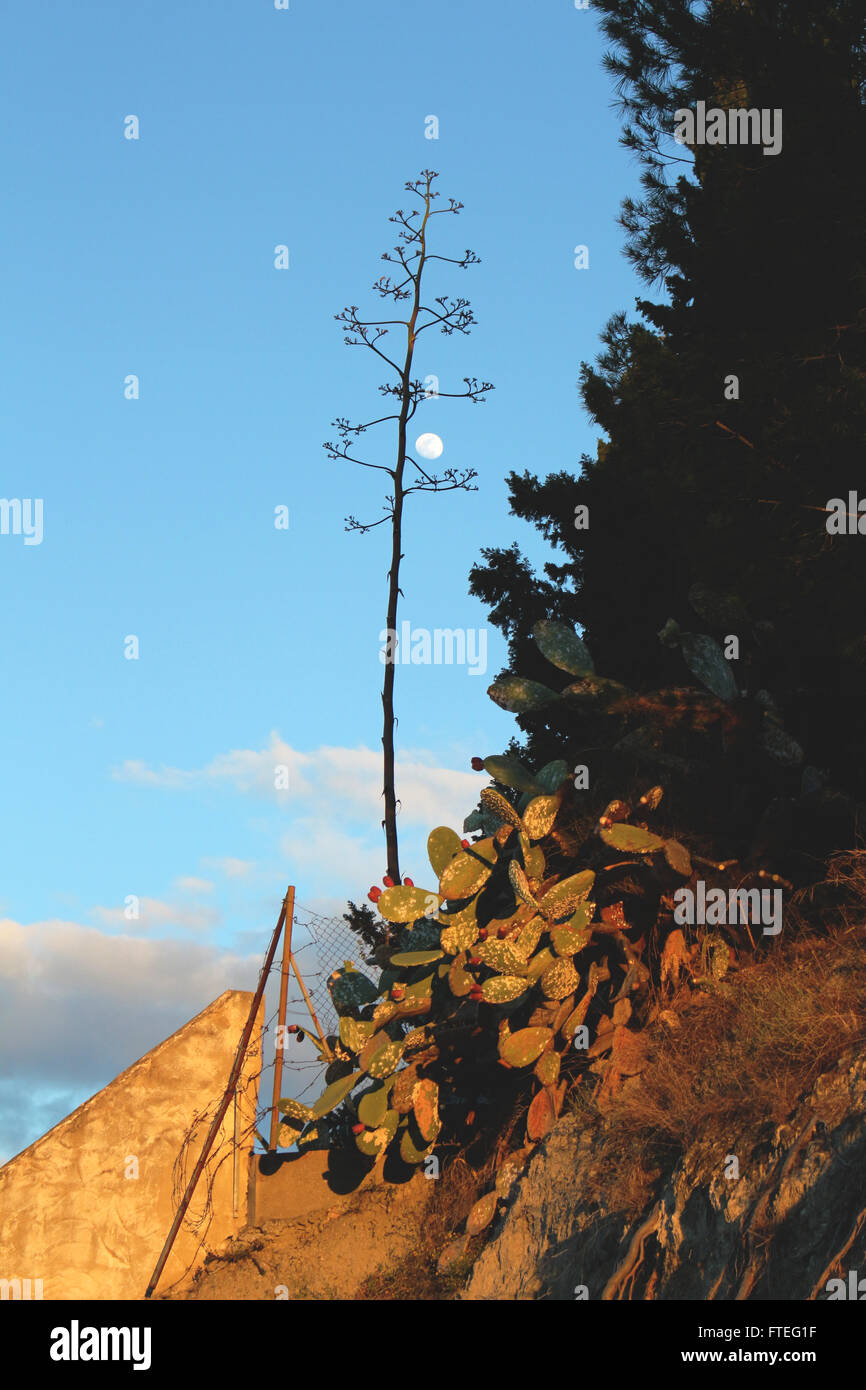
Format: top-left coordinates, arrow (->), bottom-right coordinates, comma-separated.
0,0 -> 649,1162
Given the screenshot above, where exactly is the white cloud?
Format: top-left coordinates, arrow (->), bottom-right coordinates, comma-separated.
0,916 -> 263,1163
112,737 -> 478,827
110,738 -> 481,902
317,746 -> 479,827
0,917 -> 259,1067
0,920 -> 30,981
111,734 -> 312,800
175,876 -> 214,894
91,896 -> 220,933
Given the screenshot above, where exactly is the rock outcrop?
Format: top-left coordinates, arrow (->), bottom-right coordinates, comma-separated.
464,1051 -> 866,1300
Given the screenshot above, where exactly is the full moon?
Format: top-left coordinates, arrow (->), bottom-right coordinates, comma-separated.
415,432 -> 444,461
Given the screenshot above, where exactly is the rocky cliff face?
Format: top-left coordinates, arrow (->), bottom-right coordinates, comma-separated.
464,1051 -> 866,1301
464,1050 -> 866,1301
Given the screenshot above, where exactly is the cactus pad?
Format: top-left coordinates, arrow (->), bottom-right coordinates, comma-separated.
641,784 -> 664,810
399,916 -> 444,951
355,1109 -> 399,1158
311,1070 -> 361,1118
360,1031 -> 405,1080
535,758 -> 570,793
329,968 -> 380,1013
561,675 -> 630,706
480,787 -> 523,828
600,824 -> 665,853
523,845 -> 546,879
377,884 -> 439,924
389,949 -> 444,967
481,975 -> 529,1003
541,871 -> 595,910
358,1084 -> 392,1128
391,1064 -> 419,1114
439,850 -> 493,900
532,619 -> 595,676
476,938 -> 526,973
448,953 -> 474,997
488,676 -> 558,713
551,924 -> 592,956
534,1050 -> 561,1087
482,754 -> 540,793
560,990 -> 594,1038
338,1016 -> 375,1054
511,915 -> 544,960
521,793 -> 562,841
678,631 -> 739,701
440,917 -> 479,954
494,1146 -> 532,1199
466,1191 -> 499,1235
508,859 -> 539,908
524,947 -> 555,981
427,826 -> 463,877
412,1078 -> 440,1143
371,1000 -> 400,1027
526,1086 -> 557,1141
498,1026 -> 554,1067
278,1097 -> 316,1124
541,957 -> 580,999
663,838 -> 692,876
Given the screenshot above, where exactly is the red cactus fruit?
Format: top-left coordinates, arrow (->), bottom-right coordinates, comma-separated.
469,956 -> 482,967
351,1123 -> 365,1135
382,875 -> 394,888
461,838 -> 471,848
471,756 -> 485,771
368,886 -> 382,903
478,928 -> 489,940
403,876 -> 414,887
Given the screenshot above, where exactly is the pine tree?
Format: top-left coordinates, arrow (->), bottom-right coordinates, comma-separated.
471,0 -> 866,813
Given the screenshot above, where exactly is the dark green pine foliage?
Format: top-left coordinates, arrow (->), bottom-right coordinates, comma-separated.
470,0 -> 866,807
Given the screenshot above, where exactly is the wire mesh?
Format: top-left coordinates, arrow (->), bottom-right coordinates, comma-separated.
155,896 -> 378,1287
251,902 -> 381,1144
165,894 -> 380,1270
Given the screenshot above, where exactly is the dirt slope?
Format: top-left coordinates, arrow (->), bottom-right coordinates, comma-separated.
159,1178 -> 430,1300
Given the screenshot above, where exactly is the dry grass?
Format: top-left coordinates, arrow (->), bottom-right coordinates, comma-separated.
574,850 -> 866,1218
352,1154 -> 493,1300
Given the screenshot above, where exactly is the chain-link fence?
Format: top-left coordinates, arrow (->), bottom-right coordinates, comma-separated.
250,901 -> 381,1144
151,895 -> 380,1292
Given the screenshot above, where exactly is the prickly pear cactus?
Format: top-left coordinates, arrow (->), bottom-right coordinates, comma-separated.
298,631 -> 770,1194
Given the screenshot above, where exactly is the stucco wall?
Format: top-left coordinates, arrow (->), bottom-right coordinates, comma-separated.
0,989 -> 263,1300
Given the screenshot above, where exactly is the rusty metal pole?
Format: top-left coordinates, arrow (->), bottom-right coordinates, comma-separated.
144,889 -> 291,1299
289,951 -> 333,1062
268,885 -> 295,1149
